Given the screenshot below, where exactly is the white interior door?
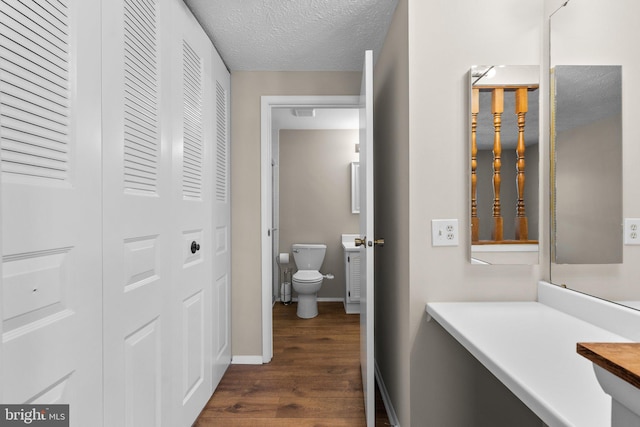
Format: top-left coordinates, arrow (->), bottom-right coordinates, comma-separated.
170,2 -> 214,423
101,0 -> 173,425
0,0 -> 103,424
359,49 -> 375,427
211,48 -> 231,388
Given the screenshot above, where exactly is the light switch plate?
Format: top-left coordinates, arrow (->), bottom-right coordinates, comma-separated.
624,218 -> 640,245
432,219 -> 459,247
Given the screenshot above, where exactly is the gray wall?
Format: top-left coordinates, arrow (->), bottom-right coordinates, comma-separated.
278,129 -> 360,298
372,0 -> 411,421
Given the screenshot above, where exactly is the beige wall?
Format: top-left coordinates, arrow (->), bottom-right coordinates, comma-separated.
231,72 -> 361,356
279,129 -> 360,298
405,0 -> 544,424
374,0 -> 545,424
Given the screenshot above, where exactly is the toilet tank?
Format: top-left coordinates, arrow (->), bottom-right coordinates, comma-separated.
292,244 -> 326,270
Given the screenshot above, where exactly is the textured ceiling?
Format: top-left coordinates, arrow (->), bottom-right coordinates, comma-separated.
472,66 -> 541,150
554,65 -> 622,134
476,89 -> 540,150
183,0 -> 398,71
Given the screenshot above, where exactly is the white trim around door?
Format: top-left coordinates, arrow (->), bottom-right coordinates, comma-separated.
260,95 -> 360,363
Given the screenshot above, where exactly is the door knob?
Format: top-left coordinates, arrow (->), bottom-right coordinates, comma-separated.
355,237 -> 366,247
374,238 -> 385,247
191,241 -> 201,254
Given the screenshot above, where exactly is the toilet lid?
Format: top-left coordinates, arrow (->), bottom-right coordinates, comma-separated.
293,270 -> 322,282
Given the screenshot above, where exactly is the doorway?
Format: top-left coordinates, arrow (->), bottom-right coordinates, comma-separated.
272,108 -> 360,304
260,96 -> 360,362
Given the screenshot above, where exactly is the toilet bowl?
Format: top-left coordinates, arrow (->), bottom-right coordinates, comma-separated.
291,243 -> 329,318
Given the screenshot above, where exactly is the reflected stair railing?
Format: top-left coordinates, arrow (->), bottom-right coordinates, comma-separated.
471,86 -> 539,245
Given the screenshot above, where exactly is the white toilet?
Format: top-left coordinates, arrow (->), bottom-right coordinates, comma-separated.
291,243 -> 329,318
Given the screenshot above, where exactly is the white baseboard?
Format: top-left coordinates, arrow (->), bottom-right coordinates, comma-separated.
231,355 -> 263,365
375,360 -> 400,427
279,297 -> 345,303
344,301 -> 360,314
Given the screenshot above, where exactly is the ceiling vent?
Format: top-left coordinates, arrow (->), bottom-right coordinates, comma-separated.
291,108 -> 316,118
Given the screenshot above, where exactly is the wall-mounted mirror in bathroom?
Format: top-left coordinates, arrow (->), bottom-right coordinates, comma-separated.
550,0 -> 640,308
469,65 -> 539,265
351,161 -> 360,214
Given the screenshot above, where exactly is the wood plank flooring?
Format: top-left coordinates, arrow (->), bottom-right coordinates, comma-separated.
194,302 -> 392,426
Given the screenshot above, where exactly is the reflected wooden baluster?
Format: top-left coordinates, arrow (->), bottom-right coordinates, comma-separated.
471,88 -> 479,242
515,88 -> 529,240
491,88 -> 504,241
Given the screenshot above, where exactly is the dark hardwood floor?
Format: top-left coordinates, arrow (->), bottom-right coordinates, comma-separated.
194,302 -> 392,426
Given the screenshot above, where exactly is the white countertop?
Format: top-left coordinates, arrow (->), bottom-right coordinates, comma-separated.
341,233 -> 360,252
426,301 -> 630,427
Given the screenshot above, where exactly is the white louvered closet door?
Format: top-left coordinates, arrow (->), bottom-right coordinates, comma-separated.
211,46 -> 231,389
169,2 -> 215,424
101,0 -> 174,425
0,0 -> 103,425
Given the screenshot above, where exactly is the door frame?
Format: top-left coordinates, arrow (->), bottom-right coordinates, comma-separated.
260,95 -> 360,362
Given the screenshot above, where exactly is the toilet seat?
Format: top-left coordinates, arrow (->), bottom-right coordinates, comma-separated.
293,270 -> 322,283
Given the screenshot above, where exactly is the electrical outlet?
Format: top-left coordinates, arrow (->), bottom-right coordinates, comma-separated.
432,219 -> 459,247
624,218 -> 640,245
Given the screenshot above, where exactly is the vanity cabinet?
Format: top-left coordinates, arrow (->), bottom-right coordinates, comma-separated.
342,234 -> 362,314
344,250 -> 361,313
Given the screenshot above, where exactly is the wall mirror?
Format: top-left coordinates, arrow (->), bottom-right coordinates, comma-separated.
351,161 -> 360,214
469,65 -> 539,265
550,0 -> 640,308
